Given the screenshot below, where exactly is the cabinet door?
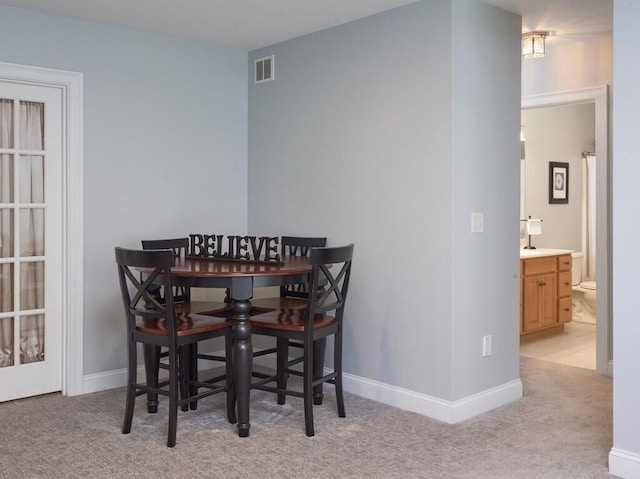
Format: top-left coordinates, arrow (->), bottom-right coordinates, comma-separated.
522,276 -> 539,332
539,272 -> 558,328
522,273 -> 557,332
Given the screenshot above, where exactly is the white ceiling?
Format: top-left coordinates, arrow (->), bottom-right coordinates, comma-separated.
0,0 -> 612,51
484,0 -> 612,46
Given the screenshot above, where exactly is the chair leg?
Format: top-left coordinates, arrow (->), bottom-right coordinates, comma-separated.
334,330 -> 345,418
122,340 -> 138,434
225,335 -> 237,424
167,348 -> 179,448
276,337 -> 289,405
303,340 -> 315,437
189,344 -> 199,411
312,338 -> 326,406
143,344 -> 160,413
178,346 -> 191,412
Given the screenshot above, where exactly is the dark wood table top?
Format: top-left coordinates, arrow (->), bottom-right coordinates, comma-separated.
168,255 -> 312,278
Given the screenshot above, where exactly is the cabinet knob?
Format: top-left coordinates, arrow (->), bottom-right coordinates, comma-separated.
564,282 -> 570,286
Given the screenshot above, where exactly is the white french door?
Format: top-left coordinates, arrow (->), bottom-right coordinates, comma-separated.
0,80 -> 63,402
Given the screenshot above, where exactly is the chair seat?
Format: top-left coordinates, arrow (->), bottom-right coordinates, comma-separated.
251,296 -> 308,310
250,309 -> 336,332
137,311 -> 233,336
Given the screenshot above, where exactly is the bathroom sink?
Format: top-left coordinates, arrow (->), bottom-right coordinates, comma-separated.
520,248 -> 574,259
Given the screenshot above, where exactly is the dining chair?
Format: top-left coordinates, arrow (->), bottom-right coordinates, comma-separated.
115,247 -> 236,447
250,243 -> 354,436
141,238 -> 231,413
250,236 -> 326,401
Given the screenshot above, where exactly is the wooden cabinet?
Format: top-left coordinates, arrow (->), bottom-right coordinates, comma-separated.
520,253 -> 572,336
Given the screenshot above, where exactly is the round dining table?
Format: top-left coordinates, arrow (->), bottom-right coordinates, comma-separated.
168,255 -> 312,437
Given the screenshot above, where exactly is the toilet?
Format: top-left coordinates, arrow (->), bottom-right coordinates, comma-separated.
571,252 -> 596,324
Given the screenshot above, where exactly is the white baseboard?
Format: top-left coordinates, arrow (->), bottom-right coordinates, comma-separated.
609,447 -> 640,478
82,351 -> 522,427
82,349 -> 253,394
342,372 -> 523,424
83,367 -> 129,394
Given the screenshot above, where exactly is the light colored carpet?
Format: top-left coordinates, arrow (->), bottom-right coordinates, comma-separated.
1,357 -> 614,478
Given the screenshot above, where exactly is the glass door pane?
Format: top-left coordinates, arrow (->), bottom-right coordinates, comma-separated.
20,314 -> 44,364
0,209 -> 14,257
0,263 -> 13,313
0,99 -> 13,149
0,316 -> 12,367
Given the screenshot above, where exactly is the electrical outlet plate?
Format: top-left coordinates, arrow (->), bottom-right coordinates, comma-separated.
482,335 -> 492,357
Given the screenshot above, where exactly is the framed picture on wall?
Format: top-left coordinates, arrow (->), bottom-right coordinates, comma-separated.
549,161 -> 569,204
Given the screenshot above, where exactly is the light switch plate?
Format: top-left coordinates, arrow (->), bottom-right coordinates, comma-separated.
471,213 -> 484,233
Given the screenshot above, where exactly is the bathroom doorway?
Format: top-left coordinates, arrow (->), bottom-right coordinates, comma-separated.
520,86 -> 610,376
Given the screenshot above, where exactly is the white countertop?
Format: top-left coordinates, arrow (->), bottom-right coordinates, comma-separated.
520,248 -> 574,259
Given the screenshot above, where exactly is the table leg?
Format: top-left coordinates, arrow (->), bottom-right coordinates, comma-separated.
230,277 -> 253,437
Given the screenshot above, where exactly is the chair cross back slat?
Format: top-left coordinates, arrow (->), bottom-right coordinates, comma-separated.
312,264 -> 345,313
309,246 -> 352,315
122,264 -> 167,315
117,249 -> 175,320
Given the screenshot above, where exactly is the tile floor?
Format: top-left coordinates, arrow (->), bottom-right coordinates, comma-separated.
520,321 -> 596,370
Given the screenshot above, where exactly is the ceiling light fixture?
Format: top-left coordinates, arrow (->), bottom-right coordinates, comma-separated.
522,31 -> 548,59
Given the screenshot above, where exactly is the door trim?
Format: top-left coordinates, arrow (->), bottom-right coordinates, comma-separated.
0,61 -> 84,395
522,85 -> 610,376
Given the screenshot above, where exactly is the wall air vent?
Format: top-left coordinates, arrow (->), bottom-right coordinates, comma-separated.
254,55 -> 274,84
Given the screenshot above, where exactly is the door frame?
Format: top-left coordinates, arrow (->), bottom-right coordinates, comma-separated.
0,61 -> 84,395
522,85 -> 610,376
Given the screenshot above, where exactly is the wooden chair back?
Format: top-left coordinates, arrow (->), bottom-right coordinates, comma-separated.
115,247 -> 177,338
306,244 -> 354,323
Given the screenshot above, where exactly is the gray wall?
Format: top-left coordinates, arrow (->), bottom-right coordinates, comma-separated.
248,0 -> 521,403
521,103 -> 595,251
450,0 -> 521,399
0,5 -> 248,374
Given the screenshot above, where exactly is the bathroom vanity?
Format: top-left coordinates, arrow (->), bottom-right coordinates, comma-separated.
520,249 -> 573,338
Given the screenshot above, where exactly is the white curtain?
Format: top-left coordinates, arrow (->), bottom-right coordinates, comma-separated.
0,99 -> 45,368
0,99 -> 12,367
582,154 -> 597,281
